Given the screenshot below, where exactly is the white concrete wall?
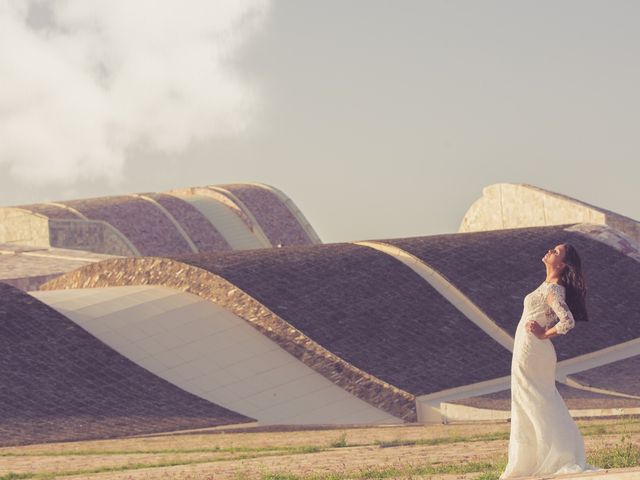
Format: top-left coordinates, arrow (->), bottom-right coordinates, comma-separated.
31,285 -> 400,425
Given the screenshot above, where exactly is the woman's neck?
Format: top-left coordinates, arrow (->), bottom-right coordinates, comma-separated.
545,265 -> 561,284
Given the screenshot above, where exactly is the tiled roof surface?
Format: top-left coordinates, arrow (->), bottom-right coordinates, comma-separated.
39,257 -> 417,421
571,354 -> 640,397
222,184 -> 312,246
447,382 -> 640,411
383,225 -> 640,361
61,195 -> 192,256
0,253 -> 93,279
175,243 -> 513,396
0,244 -> 117,291
17,203 -> 79,219
0,282 -> 251,446
146,193 -> 231,252
0,243 -> 116,290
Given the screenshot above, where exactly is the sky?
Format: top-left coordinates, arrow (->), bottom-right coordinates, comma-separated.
1,0 -> 639,243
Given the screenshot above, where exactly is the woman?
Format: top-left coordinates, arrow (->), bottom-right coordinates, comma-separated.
500,243 -> 594,479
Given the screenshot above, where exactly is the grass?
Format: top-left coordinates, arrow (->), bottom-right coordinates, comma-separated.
376,430 -> 509,448
327,432 -> 348,448
588,433 -> 640,468
0,445 -> 319,457
0,445 -> 327,480
2,418 -> 639,480
240,460 -> 506,480
0,448 -> 328,480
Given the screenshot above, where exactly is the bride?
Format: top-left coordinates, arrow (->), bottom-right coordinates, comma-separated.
500,243 -> 593,479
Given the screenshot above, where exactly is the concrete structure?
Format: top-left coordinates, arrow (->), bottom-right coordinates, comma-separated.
10,182 -> 320,256
0,242 -> 116,291
460,183 -> 640,244
0,282 -> 251,447
32,285 -> 399,426
2,182 -> 640,447
0,182 -> 321,290
38,219 -> 640,426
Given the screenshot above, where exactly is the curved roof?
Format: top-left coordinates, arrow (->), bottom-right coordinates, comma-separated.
4,177 -> 639,427
171,244 -> 513,398
32,285 -> 399,426
1,182 -> 321,290
6,182 -> 320,257
383,224 -> 640,360
39,221 -> 640,424
0,282 -> 251,447
40,253 -> 417,421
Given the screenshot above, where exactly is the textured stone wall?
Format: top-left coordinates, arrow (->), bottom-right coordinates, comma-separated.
0,282 -> 251,446
60,195 -> 191,255
460,183 -> 640,245
49,219 -> 138,256
385,225 -> 640,361
0,208 -> 49,247
147,193 -> 231,252
222,184 -> 313,246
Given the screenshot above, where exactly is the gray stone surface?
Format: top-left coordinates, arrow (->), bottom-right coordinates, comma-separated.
147,193 -> 231,252
41,256 -> 418,421
41,242 -> 518,421
18,202 -> 80,219
61,195 -> 192,255
571,354 -> 640,397
448,382 -> 640,411
173,244 -> 513,398
383,225 -> 640,361
0,282 -> 252,447
222,184 -> 313,246
0,243 -> 116,290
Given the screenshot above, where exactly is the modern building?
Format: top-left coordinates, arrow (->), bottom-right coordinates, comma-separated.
1,182 -> 639,446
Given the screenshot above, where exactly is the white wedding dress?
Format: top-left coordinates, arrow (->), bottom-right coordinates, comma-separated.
500,281 -> 593,479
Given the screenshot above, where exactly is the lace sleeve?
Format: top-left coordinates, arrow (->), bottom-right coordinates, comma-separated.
545,284 -> 575,335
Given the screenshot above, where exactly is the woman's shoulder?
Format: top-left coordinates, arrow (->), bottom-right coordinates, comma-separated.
544,282 -> 566,294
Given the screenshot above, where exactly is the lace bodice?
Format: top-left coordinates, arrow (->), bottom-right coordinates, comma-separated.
522,282 -> 576,335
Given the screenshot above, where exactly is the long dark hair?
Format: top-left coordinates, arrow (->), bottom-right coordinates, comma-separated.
559,243 -> 589,322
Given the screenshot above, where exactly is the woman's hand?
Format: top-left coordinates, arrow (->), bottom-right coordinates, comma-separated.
527,321 -> 547,339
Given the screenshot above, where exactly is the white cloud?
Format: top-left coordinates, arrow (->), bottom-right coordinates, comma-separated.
0,0 -> 269,185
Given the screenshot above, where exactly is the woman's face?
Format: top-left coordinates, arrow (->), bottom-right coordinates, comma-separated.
542,243 -> 567,271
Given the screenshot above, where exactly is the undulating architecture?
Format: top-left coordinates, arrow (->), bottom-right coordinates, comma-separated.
0,182 -> 320,290
1,182 -> 639,446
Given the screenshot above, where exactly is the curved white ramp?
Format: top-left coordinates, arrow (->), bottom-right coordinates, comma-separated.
172,194 -> 265,250
31,286 -> 400,425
